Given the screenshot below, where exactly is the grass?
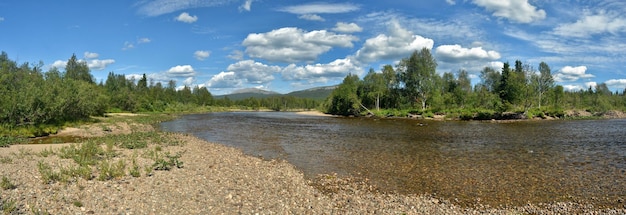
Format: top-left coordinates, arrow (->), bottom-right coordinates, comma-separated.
1,199 -> 17,214
1,176 -> 17,190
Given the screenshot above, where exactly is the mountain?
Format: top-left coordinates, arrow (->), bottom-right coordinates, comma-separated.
286,85 -> 336,100
214,86 -> 336,101
214,88 -> 280,100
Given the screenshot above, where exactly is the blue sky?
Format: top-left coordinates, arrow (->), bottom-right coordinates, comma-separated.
1,0 -> 625,94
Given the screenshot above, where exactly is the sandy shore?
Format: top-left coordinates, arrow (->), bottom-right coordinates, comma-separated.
295,110 -> 335,117
1,119 -> 624,214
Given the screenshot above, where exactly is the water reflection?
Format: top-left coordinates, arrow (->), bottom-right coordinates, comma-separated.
161,112 -> 626,208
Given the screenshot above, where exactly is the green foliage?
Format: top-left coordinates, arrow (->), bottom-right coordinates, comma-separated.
1,176 -> 16,190
58,141 -> 104,166
37,161 -> 63,184
97,160 -> 126,181
1,199 -> 17,214
0,136 -> 27,147
150,149 -> 183,171
325,74 -> 362,116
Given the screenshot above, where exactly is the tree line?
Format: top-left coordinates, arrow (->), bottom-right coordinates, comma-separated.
324,48 -> 626,118
0,52 -> 319,137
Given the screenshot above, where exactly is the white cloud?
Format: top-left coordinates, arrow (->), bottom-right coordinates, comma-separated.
175,12 -> 198,23
206,71 -> 243,89
227,50 -> 244,61
122,41 -> 135,50
87,59 -> 115,70
50,58 -> 115,71
194,50 -> 211,61
137,0 -> 235,17
585,81 -> 597,89
51,60 -> 67,69
277,2 -> 360,14
606,79 -> 626,90
138,38 -> 151,43
0,17 -> 4,22
553,10 -> 626,38
206,60 -> 282,89
166,65 -> 196,77
435,45 -> 500,63
239,0 -> 253,12
84,52 -> 99,59
298,14 -> 325,21
332,22 -> 363,33
227,60 -> 281,84
553,66 -> 594,82
282,58 -> 362,83
446,0 -> 456,5
354,21 -> 434,63
563,84 -> 583,92
473,0 -> 546,23
182,77 -> 195,86
242,27 -> 358,63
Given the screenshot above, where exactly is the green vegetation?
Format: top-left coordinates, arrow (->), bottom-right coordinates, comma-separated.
0,51 -> 321,138
1,176 -> 16,190
325,49 -> 626,119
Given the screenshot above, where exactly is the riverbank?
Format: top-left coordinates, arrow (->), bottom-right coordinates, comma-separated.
1,114 -> 624,214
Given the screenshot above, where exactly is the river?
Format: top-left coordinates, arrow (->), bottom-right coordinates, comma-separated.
160,112 -> 626,208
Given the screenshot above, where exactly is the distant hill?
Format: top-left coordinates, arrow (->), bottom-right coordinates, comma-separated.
214,88 -> 280,100
214,86 -> 336,101
286,85 -> 336,100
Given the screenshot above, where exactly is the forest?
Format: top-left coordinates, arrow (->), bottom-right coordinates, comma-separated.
0,52 -> 318,137
324,48 -> 626,118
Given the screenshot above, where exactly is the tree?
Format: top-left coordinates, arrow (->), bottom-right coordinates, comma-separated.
398,48 -> 438,110
326,74 -> 361,116
536,62 -> 554,108
360,68 -> 387,111
64,54 -> 94,83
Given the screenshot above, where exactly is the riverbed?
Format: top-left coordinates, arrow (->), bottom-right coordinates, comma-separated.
161,112 -> 626,208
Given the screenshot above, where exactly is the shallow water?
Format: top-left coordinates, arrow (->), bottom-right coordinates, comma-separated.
161,112 -> 626,208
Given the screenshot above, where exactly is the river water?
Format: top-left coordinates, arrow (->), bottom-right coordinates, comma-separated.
160,112 -> 626,208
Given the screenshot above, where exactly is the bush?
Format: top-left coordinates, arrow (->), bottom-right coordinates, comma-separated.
97,160 -> 126,181
58,141 -> 104,166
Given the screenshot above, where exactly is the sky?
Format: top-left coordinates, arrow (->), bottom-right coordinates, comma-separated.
1,0 -> 626,95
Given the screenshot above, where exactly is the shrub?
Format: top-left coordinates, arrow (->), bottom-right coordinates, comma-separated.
59,141 -> 104,166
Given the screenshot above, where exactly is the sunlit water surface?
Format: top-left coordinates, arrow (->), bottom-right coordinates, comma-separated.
161,112 -> 626,208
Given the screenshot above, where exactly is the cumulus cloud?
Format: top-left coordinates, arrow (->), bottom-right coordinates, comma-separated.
206,60 -> 282,89
332,22 -> 363,33
206,71 -> 242,89
166,65 -> 196,77
122,41 -> 135,50
553,66 -> 594,82
553,11 -> 626,38
242,27 -> 358,63
298,14 -> 325,21
281,58 -> 362,83
194,50 -> 211,61
227,60 -> 281,84
606,79 -> 626,90
473,0 -> 546,23
277,2 -> 359,14
182,77 -> 195,86
50,57 -> 115,71
175,12 -> 198,23
435,45 -> 501,63
84,52 -> 99,59
354,21 -> 434,63
446,0 -> 456,5
87,59 -> 115,70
